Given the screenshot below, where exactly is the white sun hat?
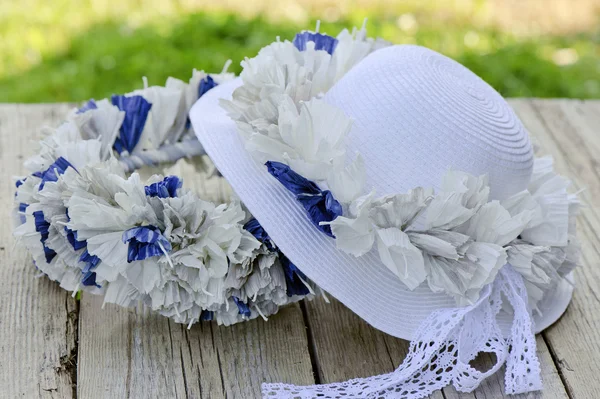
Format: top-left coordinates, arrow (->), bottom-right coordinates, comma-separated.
190,26 -> 579,398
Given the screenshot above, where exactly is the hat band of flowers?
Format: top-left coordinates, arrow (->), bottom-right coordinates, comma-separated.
13,65 -> 322,329
218,22 -> 581,398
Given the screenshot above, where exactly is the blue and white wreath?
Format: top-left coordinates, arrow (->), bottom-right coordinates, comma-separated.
13,66 -> 318,327
222,22 -> 581,310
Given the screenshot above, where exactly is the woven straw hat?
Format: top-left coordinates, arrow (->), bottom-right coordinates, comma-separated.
190,45 -> 573,341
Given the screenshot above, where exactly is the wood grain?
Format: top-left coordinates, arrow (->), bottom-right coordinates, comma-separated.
304,297 -> 445,399
513,99 -> 600,399
78,293 -> 315,398
3,100 -> 599,398
0,104 -> 78,398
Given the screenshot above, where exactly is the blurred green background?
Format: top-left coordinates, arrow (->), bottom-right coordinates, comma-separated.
1,0 -> 599,103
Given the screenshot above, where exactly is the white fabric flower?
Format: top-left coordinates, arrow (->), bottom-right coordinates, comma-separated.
326,196 -> 375,256
425,241 -> 506,305
54,138 -> 104,171
376,227 -> 426,290
369,187 -> 434,229
461,201 -> 534,246
328,187 -> 433,260
103,276 -> 142,308
166,68 -> 235,143
281,98 -> 352,180
520,157 -> 572,246
426,171 -> 489,230
242,40 -> 335,103
14,161 -> 110,293
406,230 -> 469,260
326,153 -> 366,204
501,158 -> 581,310
68,99 -> 125,160
222,40 -> 335,129
332,24 -> 392,81
23,121 -> 82,174
129,84 -> 182,151
500,190 -> 543,229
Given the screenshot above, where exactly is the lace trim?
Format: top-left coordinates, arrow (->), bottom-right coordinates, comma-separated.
262,265 -> 541,398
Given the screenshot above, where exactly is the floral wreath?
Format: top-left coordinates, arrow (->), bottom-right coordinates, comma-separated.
13,64 -> 318,328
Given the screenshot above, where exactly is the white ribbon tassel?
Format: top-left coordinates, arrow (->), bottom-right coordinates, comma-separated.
262,265 -> 542,398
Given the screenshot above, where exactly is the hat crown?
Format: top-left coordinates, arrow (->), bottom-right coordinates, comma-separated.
324,45 -> 533,200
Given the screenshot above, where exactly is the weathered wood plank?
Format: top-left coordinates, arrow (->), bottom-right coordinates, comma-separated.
78,296 -> 315,398
512,99 -> 600,399
77,159 -> 315,398
0,104 -> 78,398
78,295 -> 222,398
4,100 -> 599,399
304,298 -> 445,399
212,303 -> 315,397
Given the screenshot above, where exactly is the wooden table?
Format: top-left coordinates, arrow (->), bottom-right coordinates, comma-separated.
0,100 -> 598,399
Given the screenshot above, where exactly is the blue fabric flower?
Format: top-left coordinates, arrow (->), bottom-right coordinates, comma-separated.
80,250 -> 101,287
33,211 -> 57,263
232,296 -> 252,317
198,75 -> 218,98
200,310 -> 214,321
111,95 -> 152,154
293,31 -> 338,54
77,99 -> 98,114
144,176 -> 183,198
242,217 -> 311,297
243,218 -> 274,250
18,203 -> 28,224
280,255 -> 310,297
80,250 -> 100,270
38,157 -> 75,191
122,225 -> 172,263
64,210 -> 87,251
266,161 -> 342,237
266,161 -> 321,195
65,226 -> 87,251
81,272 -> 98,287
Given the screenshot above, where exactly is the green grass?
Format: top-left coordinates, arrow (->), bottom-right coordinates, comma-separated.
0,12 -> 598,102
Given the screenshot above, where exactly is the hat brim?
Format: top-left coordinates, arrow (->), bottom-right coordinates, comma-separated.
190,77 -> 573,340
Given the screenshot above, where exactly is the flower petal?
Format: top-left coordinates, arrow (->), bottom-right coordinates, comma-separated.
296,190 -> 342,237
327,153 -> 366,204
293,31 -> 339,54
463,201 -> 534,246
326,213 -> 375,257
111,94 -> 152,154
265,161 -> 321,196
145,176 -> 183,198
370,187 -> 433,229
406,231 -> 460,259
375,227 -> 426,290
123,225 -> 172,263
425,242 -> 506,305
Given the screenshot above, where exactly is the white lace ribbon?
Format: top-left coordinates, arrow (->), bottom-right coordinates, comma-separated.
262,265 -> 542,398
